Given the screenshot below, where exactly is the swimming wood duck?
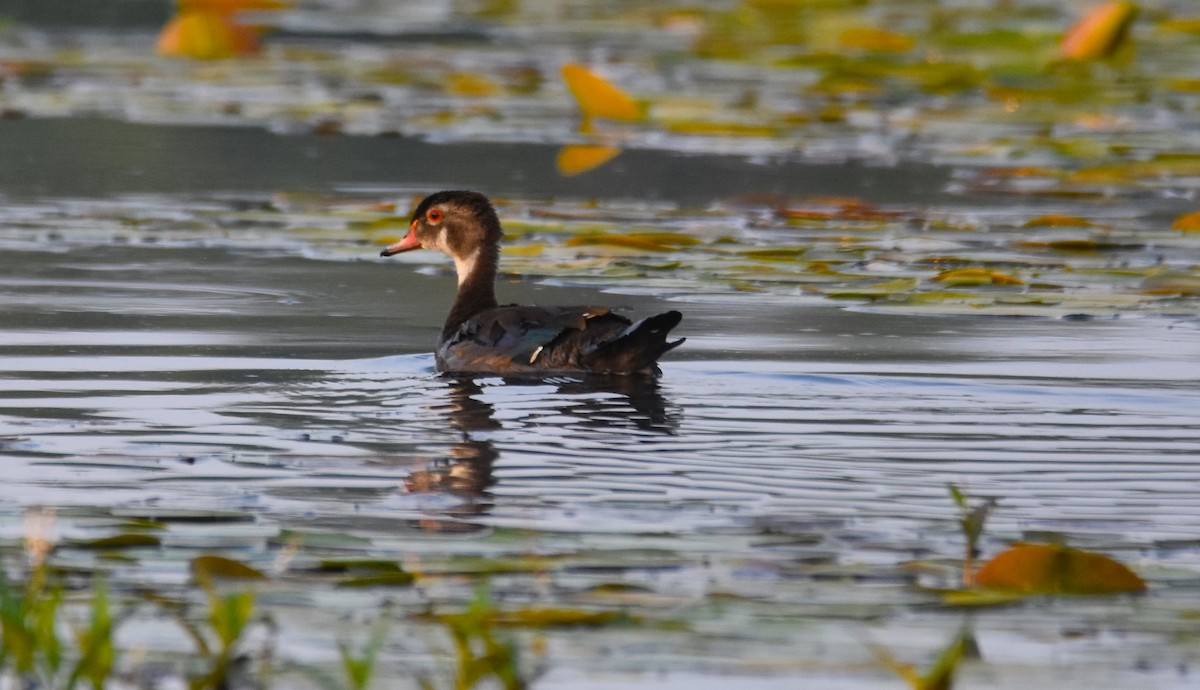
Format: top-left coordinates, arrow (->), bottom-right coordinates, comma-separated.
381,191 -> 684,375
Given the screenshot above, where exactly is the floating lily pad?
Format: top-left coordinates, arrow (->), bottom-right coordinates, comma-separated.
68,534 -> 162,550
974,543 -> 1146,595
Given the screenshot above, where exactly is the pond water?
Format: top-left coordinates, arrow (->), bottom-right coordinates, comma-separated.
1,134 -> 1198,687
1,2 -> 1200,688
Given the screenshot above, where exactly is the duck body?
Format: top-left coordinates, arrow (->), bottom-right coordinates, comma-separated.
382,190 -> 683,376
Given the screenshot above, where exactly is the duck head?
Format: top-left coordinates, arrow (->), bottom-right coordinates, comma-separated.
380,190 -> 502,261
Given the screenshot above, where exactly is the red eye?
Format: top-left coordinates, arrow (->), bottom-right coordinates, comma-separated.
426,208 -> 443,224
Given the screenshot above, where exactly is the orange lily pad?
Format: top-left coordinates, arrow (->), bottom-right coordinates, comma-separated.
158,0 -> 285,59
975,543 -> 1146,595
561,63 -> 642,121
1023,214 -> 1099,228
1171,211 -> 1200,232
1058,1 -> 1139,61
556,144 -> 621,176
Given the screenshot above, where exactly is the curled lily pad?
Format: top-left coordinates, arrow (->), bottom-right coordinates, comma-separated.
1058,1 -> 1139,61
561,63 -> 642,122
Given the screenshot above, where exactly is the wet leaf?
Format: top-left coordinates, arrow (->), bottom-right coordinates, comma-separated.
192,555 -> 268,582
157,0 -> 285,59
447,72 -> 501,97
69,534 -> 161,550
1171,211 -> 1200,232
1022,214 -> 1100,228
561,63 -> 642,121
838,27 -> 914,53
157,11 -> 241,60
974,543 -> 1146,594
739,247 -> 808,261
1058,2 -> 1139,61
932,268 -> 1024,286
556,144 -> 621,176
781,201 -> 904,222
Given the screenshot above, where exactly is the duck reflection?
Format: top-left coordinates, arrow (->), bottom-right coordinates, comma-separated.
404,374 -> 678,530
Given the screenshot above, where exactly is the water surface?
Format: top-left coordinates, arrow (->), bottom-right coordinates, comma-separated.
2,232 -> 1198,688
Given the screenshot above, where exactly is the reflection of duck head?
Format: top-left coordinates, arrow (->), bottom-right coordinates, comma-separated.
404,373 -> 679,528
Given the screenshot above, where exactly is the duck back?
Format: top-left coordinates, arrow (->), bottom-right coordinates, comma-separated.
437,306 -> 683,375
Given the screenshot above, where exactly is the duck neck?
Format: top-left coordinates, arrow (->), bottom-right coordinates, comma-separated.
442,242 -> 500,341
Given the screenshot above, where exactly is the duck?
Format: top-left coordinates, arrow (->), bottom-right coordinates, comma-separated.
380,190 -> 684,375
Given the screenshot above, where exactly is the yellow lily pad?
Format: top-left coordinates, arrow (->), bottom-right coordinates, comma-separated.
838,27 -> 914,53
932,268 -> 1024,286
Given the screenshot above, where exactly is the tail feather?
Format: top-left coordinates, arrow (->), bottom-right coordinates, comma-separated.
582,310 -> 684,374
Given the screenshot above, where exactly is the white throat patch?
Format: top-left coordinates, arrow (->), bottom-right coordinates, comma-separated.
453,249 -> 479,286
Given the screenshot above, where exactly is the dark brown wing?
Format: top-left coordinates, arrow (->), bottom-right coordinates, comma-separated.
437,305 -> 631,374
436,306 -> 682,374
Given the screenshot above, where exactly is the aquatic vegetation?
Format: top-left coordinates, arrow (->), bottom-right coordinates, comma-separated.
1,1 -> 1199,688
948,485 -> 997,588
944,486 -> 1146,601
0,512 -> 120,690
157,0 -> 289,59
870,627 -> 970,690
560,63 -> 642,123
974,543 -> 1147,595
1058,2 -> 1140,61
337,618 -> 388,690
436,587 -> 526,690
